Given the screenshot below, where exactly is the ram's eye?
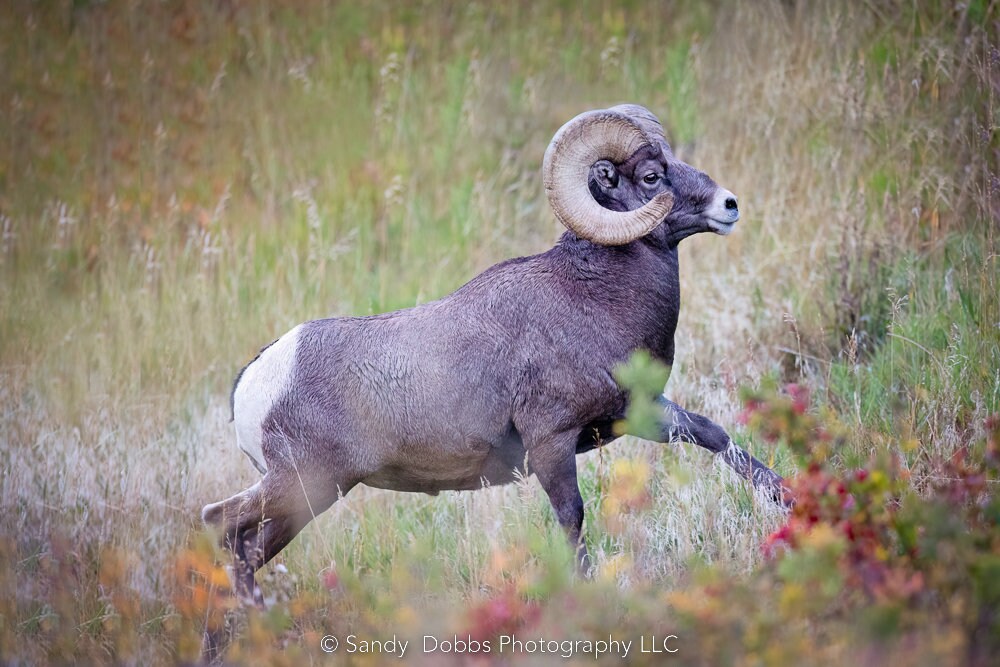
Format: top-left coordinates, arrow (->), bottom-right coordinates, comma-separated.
643,173 -> 659,184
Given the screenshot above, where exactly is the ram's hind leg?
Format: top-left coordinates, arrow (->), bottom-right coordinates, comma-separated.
201,471 -> 353,605
201,469 -> 354,664
202,481 -> 265,604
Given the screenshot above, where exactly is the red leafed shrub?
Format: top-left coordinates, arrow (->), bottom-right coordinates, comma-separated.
464,585 -> 542,643
741,385 -> 1000,655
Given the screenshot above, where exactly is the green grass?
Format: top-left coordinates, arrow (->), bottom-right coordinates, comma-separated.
0,0 -> 998,664
824,233 -> 1000,471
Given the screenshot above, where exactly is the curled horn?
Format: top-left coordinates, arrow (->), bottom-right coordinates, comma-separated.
542,108 -> 673,245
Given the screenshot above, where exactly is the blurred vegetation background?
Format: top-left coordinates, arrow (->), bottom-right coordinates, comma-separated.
0,0 -> 997,664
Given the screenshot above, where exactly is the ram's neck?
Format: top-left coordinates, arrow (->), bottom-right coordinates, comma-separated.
552,232 -> 681,367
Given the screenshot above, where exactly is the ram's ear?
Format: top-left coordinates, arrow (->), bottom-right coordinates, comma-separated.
591,160 -> 619,189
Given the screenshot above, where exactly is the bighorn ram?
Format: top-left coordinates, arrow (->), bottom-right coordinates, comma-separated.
203,104 -> 785,601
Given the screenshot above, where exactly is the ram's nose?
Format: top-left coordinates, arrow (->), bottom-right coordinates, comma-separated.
704,188 -> 739,235
716,188 -> 739,220
708,188 -> 739,225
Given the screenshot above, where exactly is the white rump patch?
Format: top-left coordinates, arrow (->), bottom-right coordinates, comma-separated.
232,324 -> 302,474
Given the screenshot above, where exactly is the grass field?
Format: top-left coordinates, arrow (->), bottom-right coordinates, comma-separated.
1,1 -> 998,664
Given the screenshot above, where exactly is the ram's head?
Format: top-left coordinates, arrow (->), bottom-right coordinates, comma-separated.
543,104 -> 739,245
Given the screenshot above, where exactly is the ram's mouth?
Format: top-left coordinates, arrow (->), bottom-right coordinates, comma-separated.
708,214 -> 738,235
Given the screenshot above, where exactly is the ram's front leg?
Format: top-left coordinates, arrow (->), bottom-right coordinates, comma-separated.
525,429 -> 592,576
657,396 -> 789,506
